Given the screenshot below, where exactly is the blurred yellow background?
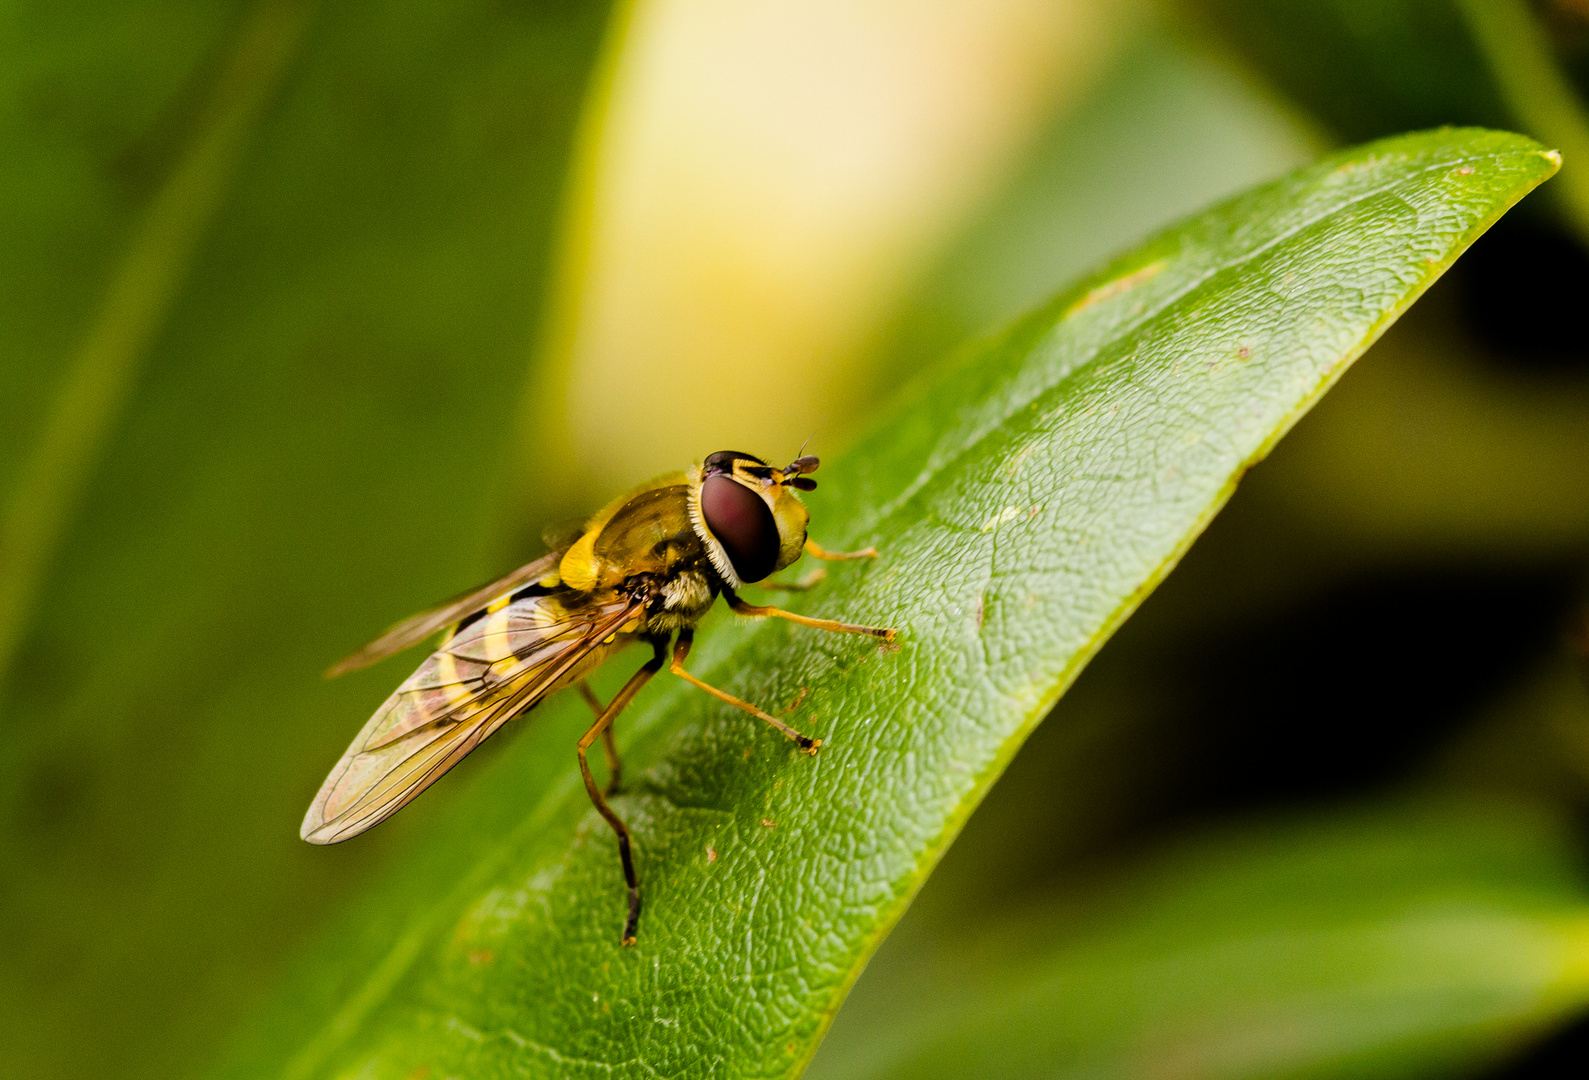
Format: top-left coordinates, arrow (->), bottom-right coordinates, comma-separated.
539,0 -> 1134,493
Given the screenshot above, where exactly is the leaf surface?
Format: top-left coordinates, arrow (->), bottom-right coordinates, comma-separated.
214,128 -> 1558,1080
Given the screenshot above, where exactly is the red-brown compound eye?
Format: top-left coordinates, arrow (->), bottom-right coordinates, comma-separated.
701,474 -> 779,582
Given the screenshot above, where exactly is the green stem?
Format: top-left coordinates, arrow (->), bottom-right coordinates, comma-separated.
1457,0 -> 1589,243
0,0 -> 314,694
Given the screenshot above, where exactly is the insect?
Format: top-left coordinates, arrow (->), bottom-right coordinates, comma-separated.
301,450 -> 892,944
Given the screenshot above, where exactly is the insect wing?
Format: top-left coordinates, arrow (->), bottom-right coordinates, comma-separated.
326,550 -> 566,677
302,589 -> 643,844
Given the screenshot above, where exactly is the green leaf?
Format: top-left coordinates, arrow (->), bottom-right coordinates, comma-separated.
213,128 -> 1555,1079
808,799 -> 1589,1080
0,3 -> 616,1079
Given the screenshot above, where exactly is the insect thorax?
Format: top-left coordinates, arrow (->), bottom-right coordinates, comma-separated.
648,568 -> 716,632
555,480 -> 727,635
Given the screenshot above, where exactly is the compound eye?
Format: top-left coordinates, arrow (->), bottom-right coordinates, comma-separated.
701,474 -> 779,582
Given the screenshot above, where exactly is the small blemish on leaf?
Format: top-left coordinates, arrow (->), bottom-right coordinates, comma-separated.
707,846 -> 717,863
1455,165 -> 1474,175
1236,345 -> 1251,359
1066,258 -> 1166,316
761,818 -> 777,828
1005,441 -> 1037,476
467,950 -> 493,965
980,506 -> 1022,532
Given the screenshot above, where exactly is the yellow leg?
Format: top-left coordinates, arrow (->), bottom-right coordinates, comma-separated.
805,538 -> 876,561
753,566 -> 827,592
576,679 -> 622,794
670,630 -> 820,754
726,590 -> 894,642
576,643 -> 665,946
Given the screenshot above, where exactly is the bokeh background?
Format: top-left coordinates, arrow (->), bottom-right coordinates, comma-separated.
3,1 -> 1589,1078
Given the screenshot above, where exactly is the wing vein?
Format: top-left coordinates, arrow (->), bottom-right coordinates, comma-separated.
303,590 -> 648,844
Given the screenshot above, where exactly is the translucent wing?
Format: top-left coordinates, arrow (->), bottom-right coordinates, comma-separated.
326,550 -> 565,677
302,588 -> 644,844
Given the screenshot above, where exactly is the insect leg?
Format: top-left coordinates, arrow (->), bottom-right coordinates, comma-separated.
805,538 -> 877,561
724,588 -> 894,642
753,566 -> 828,592
670,629 -> 820,754
577,639 -> 666,946
576,679 -> 622,794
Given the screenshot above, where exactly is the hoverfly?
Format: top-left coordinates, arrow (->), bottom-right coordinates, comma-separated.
302,450 -> 892,944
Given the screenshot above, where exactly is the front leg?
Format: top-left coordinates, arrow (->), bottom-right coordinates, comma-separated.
724,588 -> 894,641
751,566 -> 827,592
669,630 -> 819,752
805,538 -> 877,561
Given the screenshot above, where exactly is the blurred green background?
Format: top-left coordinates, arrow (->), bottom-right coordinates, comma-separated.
3,2 -> 1588,1079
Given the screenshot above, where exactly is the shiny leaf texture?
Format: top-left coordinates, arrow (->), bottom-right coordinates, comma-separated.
213,128 -> 1557,1079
